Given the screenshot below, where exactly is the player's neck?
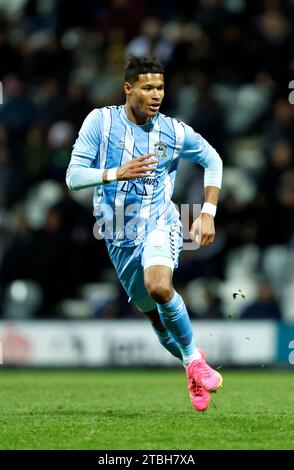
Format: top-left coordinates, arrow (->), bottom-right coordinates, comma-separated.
124,103 -> 151,126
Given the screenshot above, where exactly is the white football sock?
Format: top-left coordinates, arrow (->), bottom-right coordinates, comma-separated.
182,348 -> 202,367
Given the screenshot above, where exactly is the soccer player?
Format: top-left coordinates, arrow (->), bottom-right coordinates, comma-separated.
66,56 -> 223,412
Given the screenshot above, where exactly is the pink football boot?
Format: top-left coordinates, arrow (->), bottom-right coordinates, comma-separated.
186,348 -> 222,412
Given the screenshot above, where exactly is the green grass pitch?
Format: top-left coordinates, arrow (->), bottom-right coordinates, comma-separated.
0,369 -> 293,450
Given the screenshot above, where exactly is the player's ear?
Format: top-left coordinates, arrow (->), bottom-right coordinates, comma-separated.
124,82 -> 132,95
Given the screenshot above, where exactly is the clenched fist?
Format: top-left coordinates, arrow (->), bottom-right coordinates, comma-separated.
189,213 -> 216,246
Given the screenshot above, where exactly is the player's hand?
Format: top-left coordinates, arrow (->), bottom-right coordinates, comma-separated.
117,153 -> 158,180
189,213 -> 215,246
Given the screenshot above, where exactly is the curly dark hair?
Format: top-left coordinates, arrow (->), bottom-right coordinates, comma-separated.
125,56 -> 164,83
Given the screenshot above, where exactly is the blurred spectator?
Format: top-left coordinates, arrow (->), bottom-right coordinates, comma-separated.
47,120 -> 75,180
0,145 -> 27,206
263,97 -> 294,153
126,17 -> 174,63
97,0 -> 148,42
0,21 -> 21,77
257,171 -> 294,247
24,124 -> 49,181
61,82 -> 93,131
240,281 -> 282,320
201,287 -> 224,319
258,140 -> 293,204
0,75 -> 37,137
35,79 -> 67,127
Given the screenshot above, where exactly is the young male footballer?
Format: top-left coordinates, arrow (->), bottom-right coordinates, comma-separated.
66,56 -> 223,411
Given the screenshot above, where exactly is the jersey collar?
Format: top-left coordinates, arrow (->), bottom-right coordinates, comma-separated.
121,105 -> 156,130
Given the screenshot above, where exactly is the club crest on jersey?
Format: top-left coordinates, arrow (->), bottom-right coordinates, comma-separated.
117,139 -> 125,148
153,141 -> 167,160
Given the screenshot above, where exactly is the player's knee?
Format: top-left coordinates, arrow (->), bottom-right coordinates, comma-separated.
145,281 -> 173,304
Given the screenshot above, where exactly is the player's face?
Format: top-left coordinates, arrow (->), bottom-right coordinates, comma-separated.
124,73 -> 164,124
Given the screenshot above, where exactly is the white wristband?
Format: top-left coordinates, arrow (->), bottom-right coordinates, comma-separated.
201,202 -> 217,217
106,168 -> 118,182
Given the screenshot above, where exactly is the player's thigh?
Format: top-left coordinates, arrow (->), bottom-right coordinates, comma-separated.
106,242 -> 156,312
142,221 -> 183,273
106,242 -> 142,297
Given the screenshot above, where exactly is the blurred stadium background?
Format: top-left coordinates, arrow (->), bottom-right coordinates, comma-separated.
0,0 -> 294,369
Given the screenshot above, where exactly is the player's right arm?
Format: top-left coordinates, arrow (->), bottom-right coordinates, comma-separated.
66,110 -> 157,190
113,154 -> 157,182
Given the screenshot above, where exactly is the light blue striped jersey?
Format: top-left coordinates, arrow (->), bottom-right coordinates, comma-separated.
67,105 -> 222,247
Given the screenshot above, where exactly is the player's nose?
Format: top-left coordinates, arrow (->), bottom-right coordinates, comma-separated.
152,90 -> 161,100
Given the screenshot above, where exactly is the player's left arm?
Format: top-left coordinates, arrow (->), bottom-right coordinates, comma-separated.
180,124 -> 223,246
189,185 -> 220,246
